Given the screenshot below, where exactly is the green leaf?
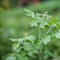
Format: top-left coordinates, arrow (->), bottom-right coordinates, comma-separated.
10,39 -> 18,42
30,20 -> 37,27
17,54 -> 28,60
24,9 -> 35,18
6,56 -> 16,60
56,29 -> 60,39
49,18 -> 59,27
12,43 -> 19,51
39,21 -> 48,28
28,50 -> 39,58
23,42 -> 32,51
42,35 -> 51,45
24,35 -> 35,43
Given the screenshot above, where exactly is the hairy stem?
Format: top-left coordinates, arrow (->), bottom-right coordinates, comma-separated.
38,28 -> 44,60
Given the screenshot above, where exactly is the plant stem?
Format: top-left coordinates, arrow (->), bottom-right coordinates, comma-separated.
41,43 -> 44,60
38,28 -> 44,60
40,41 -> 44,60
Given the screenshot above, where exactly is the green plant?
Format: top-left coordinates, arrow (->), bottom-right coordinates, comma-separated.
6,9 -> 60,60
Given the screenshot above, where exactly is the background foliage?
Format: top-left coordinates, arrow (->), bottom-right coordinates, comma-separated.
0,0 -> 60,60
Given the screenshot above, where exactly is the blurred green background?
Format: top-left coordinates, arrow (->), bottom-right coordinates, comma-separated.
0,0 -> 60,60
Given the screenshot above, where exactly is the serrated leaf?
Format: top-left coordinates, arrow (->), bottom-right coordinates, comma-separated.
56,29 -> 60,39
23,35 -> 35,43
12,43 -> 19,51
25,9 -> 35,18
10,39 -> 18,42
25,35 -> 35,40
42,35 -> 51,45
39,22 -> 48,28
23,42 -> 32,51
30,21 -> 37,27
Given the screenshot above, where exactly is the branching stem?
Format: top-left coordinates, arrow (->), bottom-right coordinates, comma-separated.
38,27 -> 44,60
